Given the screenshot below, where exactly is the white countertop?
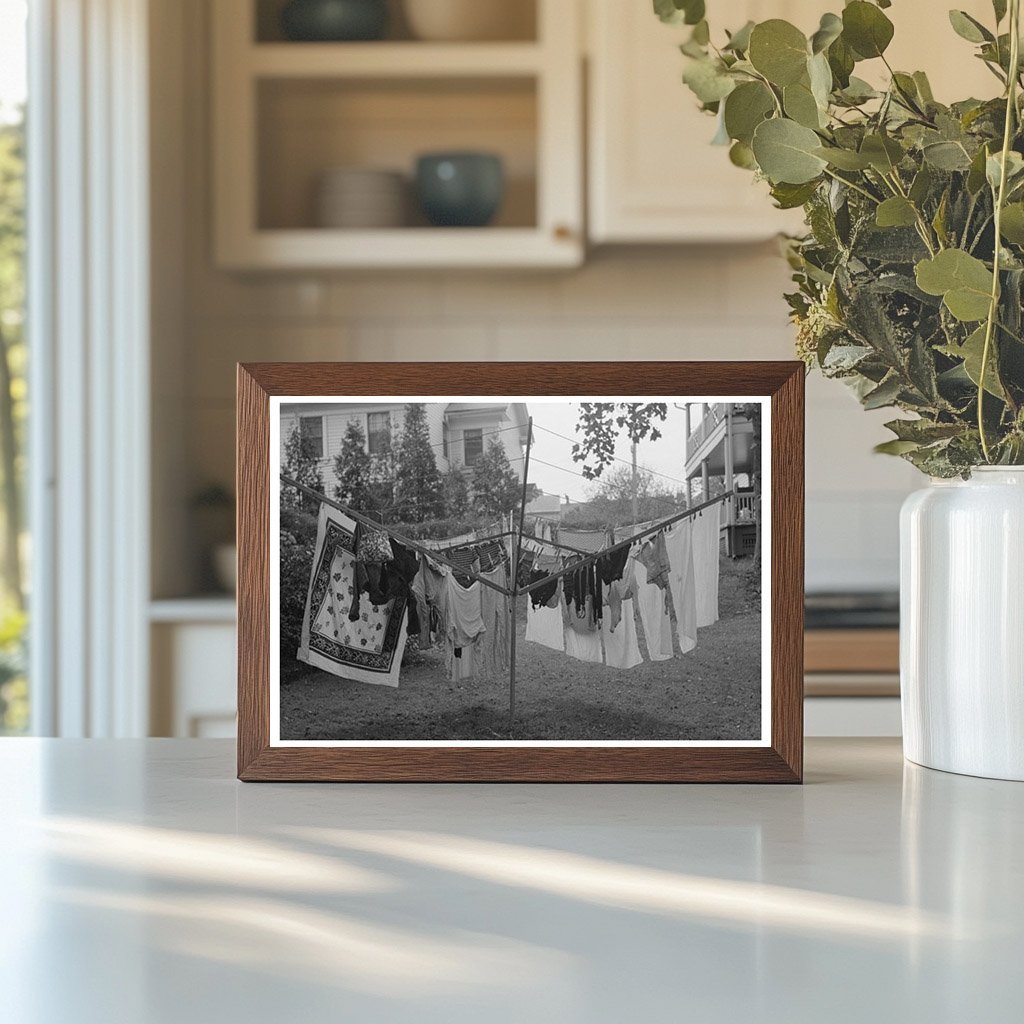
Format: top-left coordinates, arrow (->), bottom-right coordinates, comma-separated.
1,738 -> 1020,1023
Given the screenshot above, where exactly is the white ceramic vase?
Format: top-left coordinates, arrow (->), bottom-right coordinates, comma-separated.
900,467 -> 1024,780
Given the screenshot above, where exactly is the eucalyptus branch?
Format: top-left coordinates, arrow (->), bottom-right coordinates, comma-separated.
979,0 -> 1021,461
822,167 -> 880,205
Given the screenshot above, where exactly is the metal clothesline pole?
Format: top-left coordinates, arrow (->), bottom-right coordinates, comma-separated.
279,475 -> 514,598
508,417 -> 534,734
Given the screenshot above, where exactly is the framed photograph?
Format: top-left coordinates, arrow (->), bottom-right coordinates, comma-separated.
237,362 -> 804,782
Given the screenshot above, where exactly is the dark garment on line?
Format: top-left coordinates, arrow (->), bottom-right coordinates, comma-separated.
597,544 -> 630,585
528,568 -> 558,609
348,538 -> 421,632
563,557 -> 602,628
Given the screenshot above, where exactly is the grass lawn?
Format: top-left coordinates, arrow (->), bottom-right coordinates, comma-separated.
280,556 -> 762,742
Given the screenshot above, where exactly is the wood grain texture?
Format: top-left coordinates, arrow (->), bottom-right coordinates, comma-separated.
237,361 -> 805,783
804,629 -> 899,674
237,365 -> 270,778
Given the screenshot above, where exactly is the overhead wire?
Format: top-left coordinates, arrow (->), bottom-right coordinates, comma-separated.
530,422 -> 691,489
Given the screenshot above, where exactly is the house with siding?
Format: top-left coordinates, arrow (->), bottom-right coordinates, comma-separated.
280,401 -> 530,498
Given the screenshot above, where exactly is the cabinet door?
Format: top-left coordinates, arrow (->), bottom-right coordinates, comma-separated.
587,0 -> 808,243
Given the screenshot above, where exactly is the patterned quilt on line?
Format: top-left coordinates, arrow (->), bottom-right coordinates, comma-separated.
296,504 -> 409,688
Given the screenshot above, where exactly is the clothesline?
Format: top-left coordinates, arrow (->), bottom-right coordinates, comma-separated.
530,422 -> 691,489
519,492 -> 733,596
282,472 -> 731,602
282,475 -> 514,598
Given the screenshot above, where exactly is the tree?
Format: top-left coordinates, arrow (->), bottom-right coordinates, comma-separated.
334,419 -> 395,514
571,403 -> 668,479
282,424 -> 324,515
334,420 -> 372,511
441,465 -> 471,518
392,403 -> 442,522
472,436 -> 522,517
585,466 -> 680,524
0,114 -> 25,609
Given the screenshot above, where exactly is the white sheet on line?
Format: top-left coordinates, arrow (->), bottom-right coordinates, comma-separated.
601,593 -> 643,670
665,519 -> 698,655
632,556 -> 673,662
525,597 -> 565,652
691,508 -> 721,627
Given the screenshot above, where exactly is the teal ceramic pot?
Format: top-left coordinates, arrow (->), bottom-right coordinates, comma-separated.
415,152 -> 505,227
281,0 -> 388,41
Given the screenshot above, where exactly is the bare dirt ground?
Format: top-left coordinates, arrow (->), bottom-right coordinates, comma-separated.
280,557 -> 762,741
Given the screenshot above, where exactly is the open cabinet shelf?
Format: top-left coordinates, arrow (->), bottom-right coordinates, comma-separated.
212,0 -> 583,269
249,42 -> 546,77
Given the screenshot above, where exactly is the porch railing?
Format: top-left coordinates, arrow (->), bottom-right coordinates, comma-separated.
686,402 -> 729,461
719,492 -> 758,526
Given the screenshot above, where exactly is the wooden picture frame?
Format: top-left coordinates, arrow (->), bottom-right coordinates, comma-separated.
238,362 -> 804,782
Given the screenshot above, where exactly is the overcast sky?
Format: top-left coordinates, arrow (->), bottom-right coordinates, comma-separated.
524,402 -> 692,503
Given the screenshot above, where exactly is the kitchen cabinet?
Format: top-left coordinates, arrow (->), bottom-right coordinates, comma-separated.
587,0 -> 998,244
587,0 -> 812,243
150,600 -> 237,737
211,0 -> 583,269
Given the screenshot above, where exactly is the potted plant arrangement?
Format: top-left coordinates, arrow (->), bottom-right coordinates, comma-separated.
659,0 -> 1024,779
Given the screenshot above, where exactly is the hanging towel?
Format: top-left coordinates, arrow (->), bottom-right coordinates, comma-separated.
564,597 -> 604,664
559,528 -> 612,553
525,581 -> 565,652
478,565 -> 510,678
297,504 -> 409,688
691,508 -> 721,627
665,519 -> 698,655
632,554 -> 674,662
443,573 -> 486,680
601,590 -> 642,670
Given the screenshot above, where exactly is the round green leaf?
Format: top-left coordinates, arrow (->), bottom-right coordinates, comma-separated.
875,196 -> 918,228
751,118 -> 828,184
783,81 -> 823,129
1000,203 -> 1024,245
724,20 -> 755,53
729,140 -> 757,170
654,0 -> 705,26
748,20 -> 809,86
682,57 -> 736,104
915,249 -> 993,322
860,133 -> 904,173
723,81 -> 775,144
842,1 -> 894,59
811,12 -> 843,54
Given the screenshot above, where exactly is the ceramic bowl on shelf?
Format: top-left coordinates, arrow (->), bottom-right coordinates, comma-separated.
315,167 -> 408,228
280,0 -> 388,42
403,0 -> 534,42
415,152 -> 504,227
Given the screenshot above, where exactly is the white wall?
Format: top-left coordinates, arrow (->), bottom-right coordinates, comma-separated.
156,0 -> 920,598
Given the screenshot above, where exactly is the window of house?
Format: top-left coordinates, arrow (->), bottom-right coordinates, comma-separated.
463,427 -> 483,467
299,415 -> 324,458
367,411 -> 391,455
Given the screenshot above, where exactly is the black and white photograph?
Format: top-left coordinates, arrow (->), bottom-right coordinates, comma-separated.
271,397 -> 769,745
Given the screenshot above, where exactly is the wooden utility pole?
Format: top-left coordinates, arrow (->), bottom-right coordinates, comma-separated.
631,439 -> 639,526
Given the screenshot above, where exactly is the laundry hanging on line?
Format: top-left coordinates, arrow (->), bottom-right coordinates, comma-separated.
297,504 -> 410,688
